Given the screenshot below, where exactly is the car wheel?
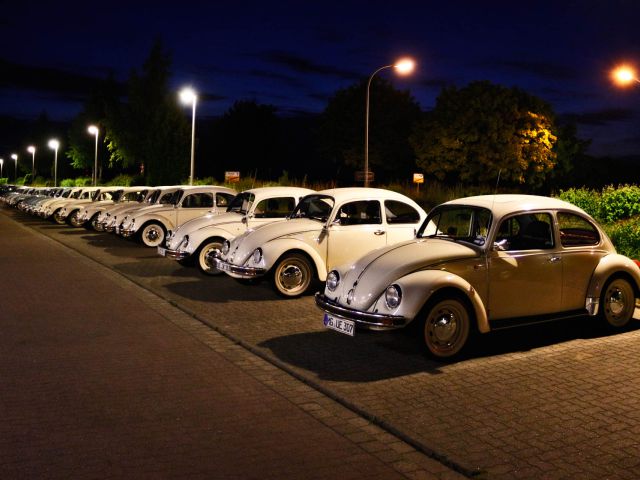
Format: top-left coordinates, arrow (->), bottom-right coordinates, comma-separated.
272,253 -> 313,297
53,209 -> 66,225
197,240 -> 224,275
92,214 -> 105,232
140,222 -> 165,248
600,277 -> 635,328
422,294 -> 471,359
68,210 -> 82,227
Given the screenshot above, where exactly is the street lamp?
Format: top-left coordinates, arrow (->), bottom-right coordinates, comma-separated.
27,145 -> 36,180
364,57 -> 416,187
611,65 -> 640,87
88,125 -> 99,186
11,154 -> 18,182
179,87 -> 197,185
48,139 -> 59,187
0,158 -> 3,179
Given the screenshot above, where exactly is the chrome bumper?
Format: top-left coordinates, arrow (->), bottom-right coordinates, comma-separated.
314,293 -> 407,329
210,256 -> 266,277
158,247 -> 189,260
120,227 -> 135,238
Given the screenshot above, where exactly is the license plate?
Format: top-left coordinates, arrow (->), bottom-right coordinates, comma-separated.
323,313 -> 355,336
157,246 -> 166,257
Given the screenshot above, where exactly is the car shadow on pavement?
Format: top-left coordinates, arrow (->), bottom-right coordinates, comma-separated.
163,277 -> 287,303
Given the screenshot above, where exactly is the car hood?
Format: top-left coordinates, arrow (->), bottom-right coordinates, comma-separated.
225,218 -> 322,264
178,211 -> 243,235
335,238 -> 479,309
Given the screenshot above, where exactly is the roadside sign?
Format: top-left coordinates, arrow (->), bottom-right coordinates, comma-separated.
413,173 -> 424,184
225,171 -> 240,183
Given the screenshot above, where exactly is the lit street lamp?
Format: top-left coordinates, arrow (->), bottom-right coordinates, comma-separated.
48,139 -> 59,187
179,87 -> 197,185
27,145 -> 36,180
11,153 -> 18,182
611,65 -> 640,87
88,125 -> 99,186
0,158 -> 4,178
364,57 -> 415,187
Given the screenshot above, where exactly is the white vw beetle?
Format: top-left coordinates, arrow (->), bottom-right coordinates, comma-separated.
212,188 -> 427,297
101,186 -> 181,233
315,195 -> 640,359
119,185 -> 236,247
159,186 -> 315,274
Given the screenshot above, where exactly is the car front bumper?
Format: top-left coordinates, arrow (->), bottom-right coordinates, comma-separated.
209,255 -> 266,278
157,246 -> 190,260
315,293 -> 407,330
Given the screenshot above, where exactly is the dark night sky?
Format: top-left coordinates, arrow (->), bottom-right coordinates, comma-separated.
2,0 -> 640,158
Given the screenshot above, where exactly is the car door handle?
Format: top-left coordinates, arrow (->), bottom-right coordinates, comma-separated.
548,256 -> 561,263
374,230 -> 385,236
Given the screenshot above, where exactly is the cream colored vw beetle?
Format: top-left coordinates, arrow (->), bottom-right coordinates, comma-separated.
316,195 -> 640,359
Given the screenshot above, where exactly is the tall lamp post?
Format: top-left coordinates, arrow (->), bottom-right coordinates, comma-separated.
179,87 -> 197,185
0,158 -> 4,179
611,65 -> 640,87
11,154 -> 18,182
27,145 -> 36,180
364,57 -> 416,187
88,125 -> 99,186
48,139 -> 59,187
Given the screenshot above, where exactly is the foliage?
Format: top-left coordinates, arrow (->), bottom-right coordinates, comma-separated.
411,81 -> 558,188
60,178 -> 76,187
602,216 -> 640,259
104,39 -> 190,185
317,78 -> 422,182
546,124 -> 591,191
600,185 -> 640,222
557,187 -> 602,220
104,174 -> 144,186
74,177 -> 93,187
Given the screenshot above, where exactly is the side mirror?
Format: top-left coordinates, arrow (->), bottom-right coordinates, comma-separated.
493,239 -> 509,251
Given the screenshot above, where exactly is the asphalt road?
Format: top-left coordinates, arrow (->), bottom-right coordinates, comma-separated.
4,205 -> 640,479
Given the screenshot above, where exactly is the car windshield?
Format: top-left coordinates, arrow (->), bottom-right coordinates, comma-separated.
226,192 -> 255,214
146,190 -> 160,204
289,194 -> 335,222
418,205 -> 492,246
168,190 -> 184,205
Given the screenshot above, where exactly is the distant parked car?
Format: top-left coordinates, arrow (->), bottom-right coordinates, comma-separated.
212,188 -> 427,297
315,194 -> 640,359
159,186 -> 315,274
119,185 -> 236,247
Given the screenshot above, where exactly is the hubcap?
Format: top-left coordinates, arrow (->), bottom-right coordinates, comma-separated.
608,288 -> 626,316
280,265 -> 303,290
202,246 -> 220,270
146,229 -> 159,241
432,312 -> 457,344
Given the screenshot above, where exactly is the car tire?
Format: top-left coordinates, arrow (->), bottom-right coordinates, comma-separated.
421,294 -> 471,359
92,214 -> 105,232
599,277 -> 635,328
139,222 -> 165,248
272,253 -> 314,298
52,209 -> 66,225
196,240 -> 224,275
67,210 -> 82,227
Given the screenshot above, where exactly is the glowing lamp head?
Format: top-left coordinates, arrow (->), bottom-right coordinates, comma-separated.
48,139 -> 60,150
612,65 -> 638,86
27,146 -> 35,154
88,125 -> 99,136
394,58 -> 416,75
0,158 -> 4,166
179,87 -> 197,105
11,154 -> 17,160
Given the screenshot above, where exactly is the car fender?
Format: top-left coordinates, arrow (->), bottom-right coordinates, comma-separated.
393,269 -> 490,333
586,253 -> 640,306
135,212 -> 174,233
186,225 -> 235,254
263,238 -> 327,280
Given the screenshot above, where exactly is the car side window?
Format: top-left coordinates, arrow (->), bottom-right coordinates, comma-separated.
384,200 -> 421,224
182,193 -> 213,209
216,193 -> 234,208
557,212 -> 600,247
336,200 -> 382,225
496,213 -> 554,251
253,197 -> 296,218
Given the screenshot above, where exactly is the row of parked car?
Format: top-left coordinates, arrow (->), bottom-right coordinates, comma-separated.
3,183 -> 639,359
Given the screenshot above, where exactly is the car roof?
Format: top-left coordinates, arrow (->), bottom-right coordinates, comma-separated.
242,186 -> 315,196
443,194 -> 588,218
315,187 -> 418,204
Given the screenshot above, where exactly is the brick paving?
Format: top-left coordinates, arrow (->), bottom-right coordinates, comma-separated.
5,206 -> 640,479
0,209 -> 462,479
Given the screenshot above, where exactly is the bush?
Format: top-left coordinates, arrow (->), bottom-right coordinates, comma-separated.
74,177 -> 93,187
60,178 -> 76,187
600,185 -> 640,222
557,187 -> 602,220
602,216 -> 640,259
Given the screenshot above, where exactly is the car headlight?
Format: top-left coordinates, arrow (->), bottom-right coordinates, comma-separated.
326,271 -> 340,291
222,240 -> 230,255
252,248 -> 262,264
385,285 -> 402,309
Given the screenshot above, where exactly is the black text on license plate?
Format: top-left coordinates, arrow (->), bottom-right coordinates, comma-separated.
323,313 -> 355,336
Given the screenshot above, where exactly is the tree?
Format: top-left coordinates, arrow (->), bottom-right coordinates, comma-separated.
317,78 -> 422,183
105,39 -> 189,185
410,81 -> 558,188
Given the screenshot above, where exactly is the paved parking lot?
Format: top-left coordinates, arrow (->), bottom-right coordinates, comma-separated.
4,206 -> 640,479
